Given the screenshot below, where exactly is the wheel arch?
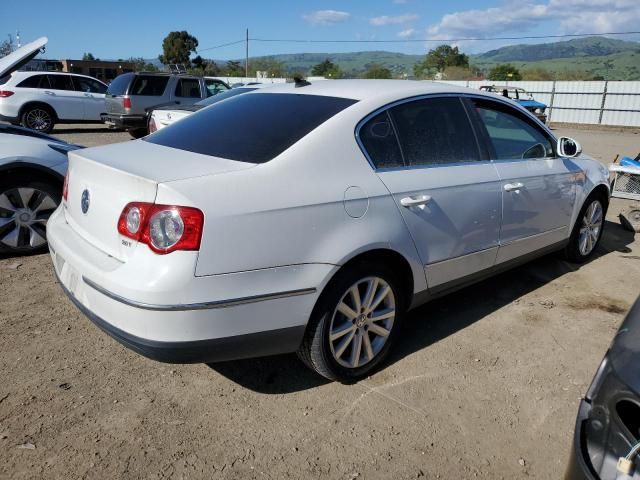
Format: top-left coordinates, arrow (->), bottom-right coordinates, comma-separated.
0,162 -> 64,190
18,101 -> 59,122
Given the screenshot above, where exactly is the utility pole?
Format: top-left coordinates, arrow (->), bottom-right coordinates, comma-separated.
245,28 -> 249,78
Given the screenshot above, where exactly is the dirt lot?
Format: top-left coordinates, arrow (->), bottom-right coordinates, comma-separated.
1,124 -> 639,479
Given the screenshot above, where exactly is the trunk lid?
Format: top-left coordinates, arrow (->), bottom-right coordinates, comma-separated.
64,140 -> 255,261
0,36 -> 48,79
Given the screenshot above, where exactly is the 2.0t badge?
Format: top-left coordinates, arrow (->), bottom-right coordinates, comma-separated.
81,189 -> 90,214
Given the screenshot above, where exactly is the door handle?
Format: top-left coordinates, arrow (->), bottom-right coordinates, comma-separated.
400,194 -> 432,207
84,93 -> 92,97
43,90 -> 55,95
504,182 -> 524,192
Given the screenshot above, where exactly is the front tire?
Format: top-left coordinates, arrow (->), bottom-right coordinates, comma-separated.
128,128 -> 147,139
0,175 -> 61,255
21,105 -> 55,133
564,194 -> 606,263
298,263 -> 405,382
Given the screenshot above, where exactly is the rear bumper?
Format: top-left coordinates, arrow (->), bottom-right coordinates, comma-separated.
47,206 -> 333,363
102,113 -> 147,130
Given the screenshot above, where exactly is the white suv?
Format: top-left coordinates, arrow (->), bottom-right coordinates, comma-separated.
0,39 -> 108,133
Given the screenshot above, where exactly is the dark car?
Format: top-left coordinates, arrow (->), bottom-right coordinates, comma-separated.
566,296 -> 640,479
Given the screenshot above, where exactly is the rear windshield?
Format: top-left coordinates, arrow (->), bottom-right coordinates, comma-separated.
130,75 -> 169,96
106,73 -> 133,96
145,93 -> 357,163
194,87 -> 256,106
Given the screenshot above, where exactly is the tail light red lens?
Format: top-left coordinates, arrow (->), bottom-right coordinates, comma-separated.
122,97 -> 132,109
0,90 -> 14,98
62,172 -> 69,202
148,117 -> 157,133
118,202 -> 204,254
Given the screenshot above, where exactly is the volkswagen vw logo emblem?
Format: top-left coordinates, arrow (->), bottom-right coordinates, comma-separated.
81,189 -> 90,214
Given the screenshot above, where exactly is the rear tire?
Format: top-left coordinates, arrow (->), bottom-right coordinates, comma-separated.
20,105 -> 55,133
564,193 -> 607,263
297,263 -> 405,382
0,174 -> 61,255
128,128 -> 147,139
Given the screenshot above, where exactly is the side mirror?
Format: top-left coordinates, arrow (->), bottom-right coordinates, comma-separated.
558,137 -> 582,158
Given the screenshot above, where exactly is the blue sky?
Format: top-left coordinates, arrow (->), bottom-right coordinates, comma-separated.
2,0 -> 638,60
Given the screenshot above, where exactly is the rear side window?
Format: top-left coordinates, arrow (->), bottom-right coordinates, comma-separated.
145,93 -> 357,163
358,111 -> 404,169
74,77 -> 107,94
130,75 -> 169,96
389,97 -> 480,166
472,99 -> 554,160
106,74 -> 132,96
17,74 -> 50,89
48,75 -> 74,91
175,78 -> 201,98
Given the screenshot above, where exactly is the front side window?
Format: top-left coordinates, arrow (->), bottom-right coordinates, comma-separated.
473,99 -> 554,160
130,75 -> 169,96
74,77 -> 107,94
17,75 -> 50,89
358,111 -> 403,169
48,75 -> 74,91
389,97 -> 481,166
175,78 -> 201,98
145,93 -> 357,163
204,79 -> 230,97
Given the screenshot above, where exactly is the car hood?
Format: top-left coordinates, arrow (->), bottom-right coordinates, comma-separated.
609,295 -> 640,392
518,99 -> 547,109
0,36 -> 48,79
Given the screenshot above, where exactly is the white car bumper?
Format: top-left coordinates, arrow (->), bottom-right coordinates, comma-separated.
47,206 -> 335,363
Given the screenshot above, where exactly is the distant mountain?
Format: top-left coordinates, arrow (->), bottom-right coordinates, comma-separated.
474,36 -> 640,62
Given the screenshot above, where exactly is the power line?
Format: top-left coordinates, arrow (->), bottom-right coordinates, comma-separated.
249,30 -> 640,44
198,39 -> 245,52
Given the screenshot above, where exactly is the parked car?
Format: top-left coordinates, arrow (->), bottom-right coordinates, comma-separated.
48,80 -> 610,381
148,84 -> 273,133
479,85 -> 548,123
103,72 -> 230,138
0,38 -> 108,134
566,296 -> 640,480
0,123 -> 82,254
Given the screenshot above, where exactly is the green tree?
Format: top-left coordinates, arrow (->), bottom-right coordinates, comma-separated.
414,45 -> 469,78
128,57 -> 158,72
158,31 -> 199,66
363,64 -> 392,79
442,65 -> 482,80
225,60 -> 244,76
311,58 -> 342,78
251,57 -> 286,78
488,64 -> 522,81
82,52 -> 96,61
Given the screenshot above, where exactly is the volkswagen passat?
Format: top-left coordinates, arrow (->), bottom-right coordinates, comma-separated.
48,80 -> 610,381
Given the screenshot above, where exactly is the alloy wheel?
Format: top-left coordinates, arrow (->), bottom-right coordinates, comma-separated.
328,276 -> 396,369
25,108 -> 52,131
578,200 -> 603,256
0,187 -> 58,250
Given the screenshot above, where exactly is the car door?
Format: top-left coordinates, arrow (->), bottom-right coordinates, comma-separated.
45,74 -> 85,120
468,97 -> 579,264
72,76 -> 107,121
358,96 -> 502,291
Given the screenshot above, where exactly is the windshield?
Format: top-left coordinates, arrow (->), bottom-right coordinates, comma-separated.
194,87 -> 257,107
145,93 -> 357,163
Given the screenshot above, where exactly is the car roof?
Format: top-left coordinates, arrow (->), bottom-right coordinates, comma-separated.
249,79 -> 499,102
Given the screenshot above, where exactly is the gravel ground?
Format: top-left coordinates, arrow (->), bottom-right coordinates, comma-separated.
0,124 -> 639,479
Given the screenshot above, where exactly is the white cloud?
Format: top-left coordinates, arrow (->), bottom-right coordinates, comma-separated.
426,0 -> 640,39
370,14 -> 419,26
303,10 -> 351,25
398,28 -> 416,38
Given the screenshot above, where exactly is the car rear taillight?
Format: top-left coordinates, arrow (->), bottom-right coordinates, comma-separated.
0,90 -> 14,98
62,172 -> 69,202
122,97 -> 131,109
118,202 -> 204,254
148,117 -> 157,133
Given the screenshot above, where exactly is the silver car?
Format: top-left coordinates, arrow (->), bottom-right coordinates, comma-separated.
48,80 -> 610,382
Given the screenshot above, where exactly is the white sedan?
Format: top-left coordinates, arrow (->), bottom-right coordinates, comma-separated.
148,84 -> 274,133
48,80 -> 610,381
